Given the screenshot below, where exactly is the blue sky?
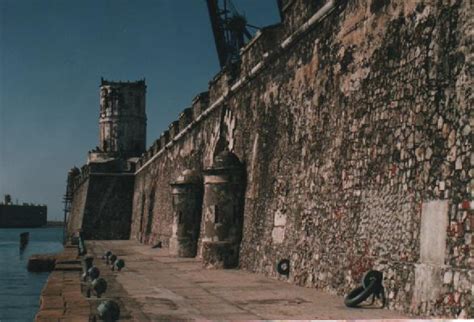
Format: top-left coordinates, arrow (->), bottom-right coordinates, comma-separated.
0,0 -> 280,220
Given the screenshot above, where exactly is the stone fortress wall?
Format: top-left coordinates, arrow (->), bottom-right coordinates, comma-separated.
67,0 -> 473,318
67,160 -> 136,240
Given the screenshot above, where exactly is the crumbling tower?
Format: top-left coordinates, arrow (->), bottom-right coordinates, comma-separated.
97,78 -> 147,159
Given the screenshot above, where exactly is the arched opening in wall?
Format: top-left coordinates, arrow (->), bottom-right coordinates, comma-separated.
145,187 -> 156,238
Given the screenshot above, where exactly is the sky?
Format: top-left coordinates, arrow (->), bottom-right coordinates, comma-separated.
0,0 -> 280,221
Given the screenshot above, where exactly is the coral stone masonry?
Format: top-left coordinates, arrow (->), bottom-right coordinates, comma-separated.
65,0 -> 473,318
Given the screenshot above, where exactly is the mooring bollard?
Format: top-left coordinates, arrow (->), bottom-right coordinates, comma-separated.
88,266 -> 100,280
103,251 -> 112,262
109,254 -> 117,270
91,277 -> 107,298
109,254 -> 117,264
84,256 -> 94,271
82,256 -> 94,281
97,300 -> 120,322
114,259 -> 125,271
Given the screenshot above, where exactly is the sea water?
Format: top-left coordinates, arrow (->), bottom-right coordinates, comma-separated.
0,227 -> 64,321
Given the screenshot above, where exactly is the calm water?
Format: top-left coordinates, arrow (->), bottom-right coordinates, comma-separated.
0,227 -> 64,321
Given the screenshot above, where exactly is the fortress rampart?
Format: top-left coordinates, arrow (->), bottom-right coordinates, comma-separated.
67,161 -> 135,240
66,0 -> 473,317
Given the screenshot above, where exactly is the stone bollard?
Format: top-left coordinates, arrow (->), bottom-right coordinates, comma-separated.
91,277 -> 107,298
109,254 -> 117,269
103,251 -> 112,261
97,300 -> 120,321
114,259 -> 125,271
88,266 -> 100,280
84,256 -> 94,270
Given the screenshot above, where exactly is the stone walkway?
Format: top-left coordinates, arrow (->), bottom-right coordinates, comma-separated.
35,245 -> 91,321
83,240 -> 411,320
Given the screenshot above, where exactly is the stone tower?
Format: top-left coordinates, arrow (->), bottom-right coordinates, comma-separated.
98,78 -> 147,158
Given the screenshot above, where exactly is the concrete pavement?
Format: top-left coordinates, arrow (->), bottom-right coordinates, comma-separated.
86,240 -> 412,320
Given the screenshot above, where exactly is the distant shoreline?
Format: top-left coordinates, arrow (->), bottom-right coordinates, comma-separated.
0,221 -> 65,228
44,221 -> 64,227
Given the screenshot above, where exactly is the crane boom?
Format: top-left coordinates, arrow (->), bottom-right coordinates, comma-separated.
206,0 -> 228,68
205,0 -> 257,69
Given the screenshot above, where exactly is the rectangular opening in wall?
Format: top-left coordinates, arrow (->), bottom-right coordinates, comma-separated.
214,205 -> 220,224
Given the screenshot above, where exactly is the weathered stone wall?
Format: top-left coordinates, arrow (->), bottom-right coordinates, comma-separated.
67,172 -> 89,238
130,106 -> 223,245
81,174 -> 134,240
127,0 -> 471,317
67,163 -> 135,240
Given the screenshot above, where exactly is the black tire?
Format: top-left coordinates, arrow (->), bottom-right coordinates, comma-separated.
344,280 -> 376,307
276,259 -> 290,276
362,270 -> 383,289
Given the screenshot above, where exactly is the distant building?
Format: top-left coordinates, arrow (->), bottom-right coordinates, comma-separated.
0,194 -> 47,228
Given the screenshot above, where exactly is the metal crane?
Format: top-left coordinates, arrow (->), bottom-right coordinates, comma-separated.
206,0 -> 259,68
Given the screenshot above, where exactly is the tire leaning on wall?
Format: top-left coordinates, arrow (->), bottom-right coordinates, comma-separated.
344,270 -> 385,308
344,279 -> 377,307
